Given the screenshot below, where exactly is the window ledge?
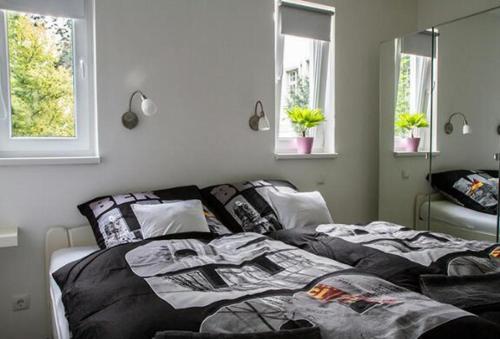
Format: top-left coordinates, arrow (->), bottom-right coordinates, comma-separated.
0,155 -> 101,166
274,152 -> 338,160
0,227 -> 18,248
393,151 -> 440,158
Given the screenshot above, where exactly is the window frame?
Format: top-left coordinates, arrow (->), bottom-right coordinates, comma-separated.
274,3 -> 335,156
0,1 -> 97,159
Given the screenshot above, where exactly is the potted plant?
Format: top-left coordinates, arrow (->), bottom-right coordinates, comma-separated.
287,106 -> 326,154
395,113 -> 429,152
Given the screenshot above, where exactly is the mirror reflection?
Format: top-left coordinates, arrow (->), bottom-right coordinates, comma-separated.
380,8 -> 500,242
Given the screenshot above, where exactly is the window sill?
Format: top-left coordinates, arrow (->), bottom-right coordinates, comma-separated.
0,155 -> 101,166
393,151 -> 440,158
0,227 -> 18,248
274,152 -> 338,160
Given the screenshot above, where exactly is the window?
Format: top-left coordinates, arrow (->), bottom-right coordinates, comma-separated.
275,1 -> 335,154
394,32 -> 438,153
0,0 -> 96,160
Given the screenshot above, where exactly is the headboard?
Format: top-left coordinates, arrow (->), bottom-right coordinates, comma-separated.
45,225 -> 96,269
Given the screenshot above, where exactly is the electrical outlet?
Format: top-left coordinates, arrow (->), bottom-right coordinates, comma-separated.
12,294 -> 30,311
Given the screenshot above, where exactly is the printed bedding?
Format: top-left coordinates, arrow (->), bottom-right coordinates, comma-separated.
270,221 -> 500,322
52,232 -> 500,339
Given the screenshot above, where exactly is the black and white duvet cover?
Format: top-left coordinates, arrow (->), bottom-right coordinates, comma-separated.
271,222 -> 500,321
53,232 -> 500,339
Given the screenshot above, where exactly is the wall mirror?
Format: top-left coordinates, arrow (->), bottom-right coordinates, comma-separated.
379,7 -> 500,242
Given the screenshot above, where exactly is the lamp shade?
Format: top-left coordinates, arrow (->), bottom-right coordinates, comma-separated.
463,124 -> 471,135
258,114 -> 270,131
141,98 -> 158,116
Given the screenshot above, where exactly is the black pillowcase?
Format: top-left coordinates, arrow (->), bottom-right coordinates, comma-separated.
428,170 -> 498,215
201,179 -> 297,234
78,185 -> 230,249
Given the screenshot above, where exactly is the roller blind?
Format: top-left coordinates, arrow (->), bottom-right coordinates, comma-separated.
401,32 -> 433,58
280,2 -> 333,42
0,0 -> 85,19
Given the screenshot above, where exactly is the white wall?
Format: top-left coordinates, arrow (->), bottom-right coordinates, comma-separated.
417,0 -> 500,29
0,0 -> 418,338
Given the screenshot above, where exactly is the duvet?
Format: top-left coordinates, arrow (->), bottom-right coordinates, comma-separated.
53,232 -> 500,339
271,221 -> 500,322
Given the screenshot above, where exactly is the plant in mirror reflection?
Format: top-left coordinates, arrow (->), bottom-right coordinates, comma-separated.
395,112 -> 429,138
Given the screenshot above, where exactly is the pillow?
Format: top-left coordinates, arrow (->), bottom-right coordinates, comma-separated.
428,170 -> 498,215
132,200 -> 210,238
267,190 -> 333,229
78,185 -> 229,249
201,179 -> 297,233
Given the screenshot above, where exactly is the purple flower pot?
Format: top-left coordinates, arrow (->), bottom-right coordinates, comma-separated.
296,137 -> 314,154
404,137 -> 421,152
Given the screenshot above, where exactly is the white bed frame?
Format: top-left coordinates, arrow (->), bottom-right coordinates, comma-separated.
45,225 -> 96,339
414,193 -> 497,242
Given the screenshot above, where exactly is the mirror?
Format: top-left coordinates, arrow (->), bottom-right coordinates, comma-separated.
379,8 -> 500,241
426,8 -> 500,242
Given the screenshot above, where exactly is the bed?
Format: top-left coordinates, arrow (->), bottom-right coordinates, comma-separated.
46,226 -> 98,339
414,193 -> 498,242
45,224 -> 500,339
46,179 -> 500,339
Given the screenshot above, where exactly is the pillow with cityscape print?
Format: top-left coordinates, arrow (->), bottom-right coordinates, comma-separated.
201,179 -> 298,234
78,186 -> 231,249
428,170 -> 498,215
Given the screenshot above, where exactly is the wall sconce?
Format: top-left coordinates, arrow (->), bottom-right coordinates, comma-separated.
444,112 -> 471,135
122,90 -> 158,129
249,100 -> 270,131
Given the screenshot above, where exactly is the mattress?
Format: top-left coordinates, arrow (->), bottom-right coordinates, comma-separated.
49,246 -> 99,339
420,199 -> 498,234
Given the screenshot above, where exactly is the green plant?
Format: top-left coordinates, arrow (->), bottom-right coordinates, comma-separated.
287,106 -> 326,137
395,113 -> 429,138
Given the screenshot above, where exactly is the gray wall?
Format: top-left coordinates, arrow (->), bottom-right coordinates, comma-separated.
417,0 -> 500,29
0,0 -> 418,338
434,11 -> 500,172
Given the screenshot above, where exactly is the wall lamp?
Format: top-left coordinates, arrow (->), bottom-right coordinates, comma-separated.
122,90 -> 158,129
444,112 -> 471,135
249,100 -> 270,131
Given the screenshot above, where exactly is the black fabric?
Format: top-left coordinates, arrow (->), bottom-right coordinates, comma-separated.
53,232 -> 216,339
153,327 -> 322,339
427,170 -> 498,214
419,316 -> 500,339
201,179 -> 297,233
78,186 -> 228,249
270,226 -> 320,249
303,235 -> 438,292
420,272 -> 500,314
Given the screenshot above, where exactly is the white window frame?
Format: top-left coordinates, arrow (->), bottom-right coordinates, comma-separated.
275,2 -> 335,156
0,0 -> 97,161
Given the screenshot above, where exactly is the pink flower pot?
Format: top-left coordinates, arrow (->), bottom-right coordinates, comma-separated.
296,137 -> 314,154
404,137 -> 421,152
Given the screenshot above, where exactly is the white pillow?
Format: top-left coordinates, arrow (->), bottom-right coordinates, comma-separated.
268,190 -> 333,229
131,200 -> 210,238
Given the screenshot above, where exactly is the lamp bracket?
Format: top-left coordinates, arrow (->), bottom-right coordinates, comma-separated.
444,122 -> 454,135
122,111 -> 139,129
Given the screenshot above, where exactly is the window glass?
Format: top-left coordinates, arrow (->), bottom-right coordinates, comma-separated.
279,35 -> 312,138
7,11 -> 76,138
